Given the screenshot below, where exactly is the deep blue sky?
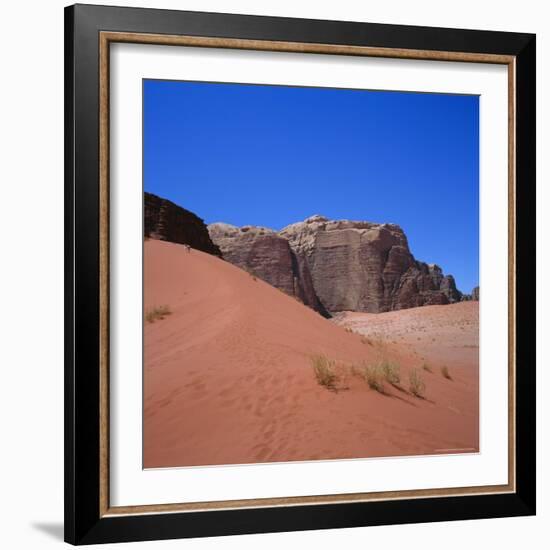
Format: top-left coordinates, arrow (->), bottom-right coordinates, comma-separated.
144,80 -> 479,293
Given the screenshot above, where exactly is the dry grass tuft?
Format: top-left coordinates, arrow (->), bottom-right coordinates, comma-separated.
145,305 -> 172,324
362,363 -> 385,394
422,363 -> 432,373
441,366 -> 452,380
380,360 -> 400,385
409,369 -> 426,398
360,335 -> 373,345
311,354 -> 338,390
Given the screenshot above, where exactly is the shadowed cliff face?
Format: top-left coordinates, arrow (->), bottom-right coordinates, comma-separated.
144,192 -> 221,257
209,214 -> 462,316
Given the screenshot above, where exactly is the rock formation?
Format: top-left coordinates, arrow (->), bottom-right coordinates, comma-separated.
144,192 -> 221,256
209,214 -> 462,315
471,286 -> 480,301
143,191 -> 464,315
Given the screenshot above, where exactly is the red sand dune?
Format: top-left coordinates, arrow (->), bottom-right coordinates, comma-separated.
144,239 -> 478,468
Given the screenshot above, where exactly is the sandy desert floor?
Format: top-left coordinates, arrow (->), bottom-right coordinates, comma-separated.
144,239 -> 479,468
332,302 -> 479,378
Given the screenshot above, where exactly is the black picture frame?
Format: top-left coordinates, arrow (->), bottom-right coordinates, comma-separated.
65,3 -> 536,545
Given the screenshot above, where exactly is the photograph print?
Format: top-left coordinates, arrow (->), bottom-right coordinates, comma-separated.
142,79 -> 480,469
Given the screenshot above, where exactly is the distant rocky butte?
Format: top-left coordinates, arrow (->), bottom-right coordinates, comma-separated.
460,286 -> 480,302
209,214 -> 462,316
144,192 -> 221,256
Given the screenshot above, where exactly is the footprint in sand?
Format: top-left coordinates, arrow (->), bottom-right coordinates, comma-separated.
220,396 -> 239,408
184,376 -> 204,389
263,427 -> 276,440
270,394 -> 286,404
240,395 -> 253,412
156,388 -> 180,409
253,445 -> 273,461
255,374 -> 269,387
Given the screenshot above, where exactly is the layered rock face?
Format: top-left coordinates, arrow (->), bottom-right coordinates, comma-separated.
144,192 -> 221,256
208,223 -> 329,315
209,214 -> 462,315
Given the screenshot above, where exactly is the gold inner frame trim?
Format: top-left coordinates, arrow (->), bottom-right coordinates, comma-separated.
98,31 -> 516,517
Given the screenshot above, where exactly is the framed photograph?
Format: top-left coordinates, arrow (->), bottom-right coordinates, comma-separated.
64,4 -> 536,545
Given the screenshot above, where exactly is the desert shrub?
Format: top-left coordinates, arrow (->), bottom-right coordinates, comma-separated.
311,354 -> 337,390
362,364 -> 385,394
409,369 -> 426,398
380,360 -> 400,385
145,305 -> 172,323
422,363 -> 432,373
360,336 -> 373,346
344,327 -> 354,334
441,366 -> 452,380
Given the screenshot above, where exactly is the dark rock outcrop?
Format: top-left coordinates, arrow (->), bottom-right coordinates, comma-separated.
209,214 -> 462,315
144,192 -> 221,256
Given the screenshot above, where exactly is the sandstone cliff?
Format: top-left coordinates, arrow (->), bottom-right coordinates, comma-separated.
209,214 -> 462,315
144,192 -> 221,256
